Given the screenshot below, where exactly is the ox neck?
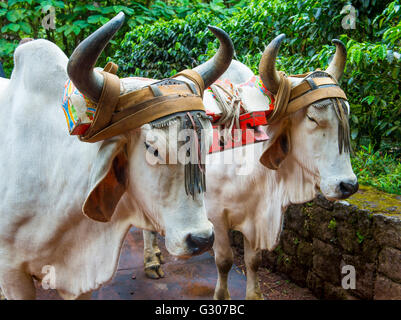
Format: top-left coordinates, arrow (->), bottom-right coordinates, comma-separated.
258,139 -> 318,206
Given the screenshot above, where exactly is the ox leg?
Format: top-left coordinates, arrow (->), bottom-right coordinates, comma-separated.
143,230 -> 165,279
0,286 -> 6,300
213,225 -> 233,300
58,290 -> 92,300
0,270 -> 36,300
76,291 -> 92,300
243,237 -> 263,300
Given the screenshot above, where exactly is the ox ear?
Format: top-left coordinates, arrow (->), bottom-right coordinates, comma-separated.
259,121 -> 291,170
83,135 -> 129,222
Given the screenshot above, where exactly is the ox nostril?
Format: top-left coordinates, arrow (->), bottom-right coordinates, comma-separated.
186,232 -> 215,255
339,181 -> 359,198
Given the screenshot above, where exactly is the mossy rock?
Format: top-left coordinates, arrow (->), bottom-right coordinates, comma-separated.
347,185 -> 401,218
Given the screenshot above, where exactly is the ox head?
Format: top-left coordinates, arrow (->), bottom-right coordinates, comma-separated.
67,13 -> 234,257
258,34 -> 358,201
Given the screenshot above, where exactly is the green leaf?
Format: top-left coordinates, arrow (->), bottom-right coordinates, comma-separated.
375,45 -> 387,60
361,96 -> 375,105
72,25 -> 81,35
352,48 -> 363,64
73,20 -> 89,28
6,10 -> 20,22
2,23 -> 20,33
385,126 -> 399,136
87,15 -> 109,24
19,21 -> 32,34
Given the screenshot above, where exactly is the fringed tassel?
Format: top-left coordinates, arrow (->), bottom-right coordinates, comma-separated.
184,112 -> 207,199
185,163 -> 206,199
151,118 -> 179,129
150,111 -> 208,198
333,98 -> 352,154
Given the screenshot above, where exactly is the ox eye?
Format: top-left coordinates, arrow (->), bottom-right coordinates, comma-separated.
144,142 -> 159,158
306,114 -> 319,125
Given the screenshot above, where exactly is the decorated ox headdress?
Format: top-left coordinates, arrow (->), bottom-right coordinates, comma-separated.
258,34 -> 351,169
66,13 -> 233,143
62,13 -> 234,221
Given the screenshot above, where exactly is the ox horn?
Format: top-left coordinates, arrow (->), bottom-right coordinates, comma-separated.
67,12 -> 125,103
326,39 -> 347,81
193,26 -> 234,89
258,34 -> 286,95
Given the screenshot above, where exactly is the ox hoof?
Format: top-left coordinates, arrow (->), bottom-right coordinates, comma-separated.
245,292 -> 264,300
213,289 -> 231,300
0,288 -> 5,300
144,264 -> 165,279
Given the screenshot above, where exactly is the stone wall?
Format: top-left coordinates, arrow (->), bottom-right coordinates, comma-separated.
230,186 -> 401,300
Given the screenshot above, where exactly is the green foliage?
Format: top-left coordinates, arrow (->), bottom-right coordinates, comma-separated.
0,0 -> 244,76
356,231 -> 365,244
113,0 -> 246,78
1,0 -> 140,75
114,11 -> 223,78
351,144 -> 401,195
328,218 -> 337,231
226,0 -> 401,149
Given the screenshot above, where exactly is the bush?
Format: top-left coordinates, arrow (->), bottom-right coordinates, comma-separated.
0,0 -> 244,76
351,144 -> 401,195
114,11 -> 223,79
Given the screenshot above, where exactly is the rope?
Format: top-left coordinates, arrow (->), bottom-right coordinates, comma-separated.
266,71 -> 292,124
209,83 -> 247,143
209,73 -> 291,145
210,72 -> 292,129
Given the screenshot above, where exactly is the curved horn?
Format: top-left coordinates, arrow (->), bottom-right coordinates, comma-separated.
326,39 -> 347,81
67,13 -> 125,102
193,26 -> 234,89
258,34 -> 285,95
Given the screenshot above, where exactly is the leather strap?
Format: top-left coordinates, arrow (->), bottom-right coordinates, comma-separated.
116,83 -> 199,112
103,61 -> 118,74
266,70 -> 348,124
267,72 -> 292,124
83,96 -> 204,142
79,65 -> 206,143
79,70 -> 121,142
287,86 -> 348,114
113,93 -> 200,123
172,69 -> 205,97
289,77 -> 338,100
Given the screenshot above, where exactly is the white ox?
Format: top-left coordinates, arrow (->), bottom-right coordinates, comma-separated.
143,35 -> 359,299
0,78 -> 7,95
0,13 -> 234,299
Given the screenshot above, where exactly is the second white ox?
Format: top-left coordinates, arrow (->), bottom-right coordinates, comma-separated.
0,13 -> 234,299
143,34 -> 359,300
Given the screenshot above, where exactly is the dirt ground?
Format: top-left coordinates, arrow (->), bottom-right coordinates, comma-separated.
16,227 -> 317,300
231,250 -> 317,300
